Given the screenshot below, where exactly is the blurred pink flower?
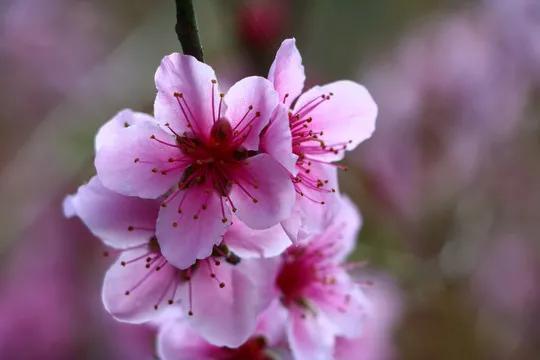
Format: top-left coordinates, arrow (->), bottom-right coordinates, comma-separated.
0,200 -> 155,359
273,196 -> 370,360
95,56 -> 295,269
0,0 -> 106,93
237,0 -> 288,50
486,0 -> 540,79
264,39 -> 378,241
472,236 -> 540,317
358,8 -> 529,220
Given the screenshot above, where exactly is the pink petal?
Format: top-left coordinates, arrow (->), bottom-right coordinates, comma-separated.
260,105 -> 298,175
157,319 -> 217,360
326,196 -> 363,262
156,185 -> 231,269
287,164 -> 340,242
287,308 -> 336,360
311,276 -> 369,338
268,38 -> 306,108
293,80 -> 377,161
229,154 -> 295,229
95,120 -> 186,199
224,76 -> 279,150
154,53 -> 221,138
95,109 -> 155,153
102,248 -> 177,324
65,176 -> 159,249
186,258 -> 280,347
255,300 -> 289,346
224,220 -> 292,258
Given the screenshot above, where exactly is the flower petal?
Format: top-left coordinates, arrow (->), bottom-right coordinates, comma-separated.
224,76 -> 279,150
310,274 -> 369,338
95,120 -> 186,199
154,53 -> 220,138
268,38 -> 305,108
224,220 -> 292,258
186,258 -> 280,347
287,308 -> 336,360
102,248 -> 177,324
95,109 -> 155,153
157,319 -> 216,360
255,300 -> 289,346
290,164 -> 340,242
65,176 -> 159,249
326,195 -> 363,262
260,105 -> 298,175
156,185 -> 231,269
229,154 -> 295,229
293,80 -> 377,161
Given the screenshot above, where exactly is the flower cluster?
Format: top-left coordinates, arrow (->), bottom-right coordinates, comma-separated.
65,38 -> 378,359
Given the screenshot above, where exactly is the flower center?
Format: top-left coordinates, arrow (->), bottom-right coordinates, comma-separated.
276,247 -> 319,306
174,118 -> 254,197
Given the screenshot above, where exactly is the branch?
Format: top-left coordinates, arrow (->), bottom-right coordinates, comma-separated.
174,0 -> 204,62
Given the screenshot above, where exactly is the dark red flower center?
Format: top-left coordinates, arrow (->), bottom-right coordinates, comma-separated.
216,336 -> 271,360
276,246 -> 319,306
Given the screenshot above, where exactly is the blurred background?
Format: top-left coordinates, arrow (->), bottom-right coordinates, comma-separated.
0,0 -> 539,359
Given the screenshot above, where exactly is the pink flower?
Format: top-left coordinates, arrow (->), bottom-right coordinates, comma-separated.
94,55 -> 295,269
263,38 -> 378,240
273,196 -> 370,360
157,303 -> 291,360
65,176 -> 289,347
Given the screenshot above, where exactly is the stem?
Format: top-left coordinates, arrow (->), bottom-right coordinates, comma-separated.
174,0 -> 204,62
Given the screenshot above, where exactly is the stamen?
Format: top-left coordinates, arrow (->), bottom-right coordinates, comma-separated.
120,251 -> 153,267
150,134 -> 179,148
218,93 -> 224,119
211,80 -> 217,124
233,105 -> 254,131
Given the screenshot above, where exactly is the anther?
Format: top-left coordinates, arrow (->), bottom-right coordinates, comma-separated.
121,261 -> 126,266
219,282 -> 225,288
172,222 -> 178,228
125,291 -> 130,295
133,158 -> 140,163
211,79 -> 217,84
127,226 -> 134,231
188,311 -> 193,316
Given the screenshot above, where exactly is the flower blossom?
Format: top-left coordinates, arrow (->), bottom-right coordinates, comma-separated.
65,174 -> 289,347
157,302 -> 291,360
263,38 -> 378,240
272,196 -> 370,360
94,55 -> 296,269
